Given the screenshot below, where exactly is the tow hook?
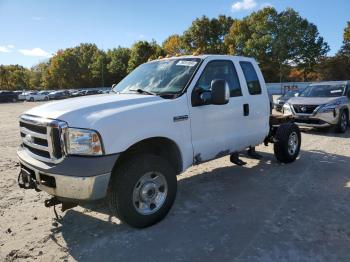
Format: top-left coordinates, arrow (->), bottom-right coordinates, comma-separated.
18,168 -> 38,190
44,196 -> 78,219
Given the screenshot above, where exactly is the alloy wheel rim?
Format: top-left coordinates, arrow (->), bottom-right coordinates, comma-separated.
133,171 -> 168,215
341,113 -> 347,130
288,131 -> 298,156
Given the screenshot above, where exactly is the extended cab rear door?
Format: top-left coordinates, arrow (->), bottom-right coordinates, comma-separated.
187,56 -> 255,163
236,58 -> 270,146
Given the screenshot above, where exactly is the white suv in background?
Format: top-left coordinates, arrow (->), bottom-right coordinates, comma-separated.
283,81 -> 350,133
26,91 -> 50,102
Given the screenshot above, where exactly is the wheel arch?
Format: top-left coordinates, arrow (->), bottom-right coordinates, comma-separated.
112,136 -> 183,175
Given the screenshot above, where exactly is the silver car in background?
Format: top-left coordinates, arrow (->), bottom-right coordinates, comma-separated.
283,81 -> 350,133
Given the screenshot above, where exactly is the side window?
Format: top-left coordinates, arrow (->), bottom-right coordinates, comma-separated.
240,61 -> 262,95
196,60 -> 242,97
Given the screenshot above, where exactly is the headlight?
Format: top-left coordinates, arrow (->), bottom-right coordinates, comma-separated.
318,103 -> 337,113
66,128 -> 104,156
283,103 -> 292,115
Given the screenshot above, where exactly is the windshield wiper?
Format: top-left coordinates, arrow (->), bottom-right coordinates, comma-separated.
128,88 -> 157,96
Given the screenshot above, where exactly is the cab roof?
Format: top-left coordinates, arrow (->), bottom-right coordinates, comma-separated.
150,54 -> 256,62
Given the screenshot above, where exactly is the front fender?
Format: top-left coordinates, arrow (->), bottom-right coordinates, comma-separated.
91,95 -> 194,171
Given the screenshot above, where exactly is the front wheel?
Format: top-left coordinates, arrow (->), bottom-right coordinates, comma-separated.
29,97 -> 34,102
108,154 -> 177,228
273,123 -> 301,163
336,110 -> 348,133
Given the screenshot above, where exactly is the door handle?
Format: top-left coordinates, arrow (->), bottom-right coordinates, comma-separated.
243,104 -> 249,116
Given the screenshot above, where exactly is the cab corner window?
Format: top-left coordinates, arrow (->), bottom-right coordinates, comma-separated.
196,60 -> 242,97
240,61 -> 262,95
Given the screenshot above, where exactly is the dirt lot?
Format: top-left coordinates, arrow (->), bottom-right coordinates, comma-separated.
0,101 -> 350,262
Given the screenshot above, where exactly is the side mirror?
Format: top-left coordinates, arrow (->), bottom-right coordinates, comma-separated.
111,84 -> 117,89
211,79 -> 229,105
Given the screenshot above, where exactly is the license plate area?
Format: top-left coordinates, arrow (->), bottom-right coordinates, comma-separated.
297,115 -> 310,120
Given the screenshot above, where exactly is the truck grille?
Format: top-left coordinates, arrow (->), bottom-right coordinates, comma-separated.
19,115 -> 68,163
293,104 -> 319,114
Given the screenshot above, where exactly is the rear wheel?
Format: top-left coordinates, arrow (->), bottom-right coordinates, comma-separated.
273,123 -> 301,163
44,96 -> 49,101
108,154 -> 177,228
336,110 -> 348,133
29,97 -> 34,102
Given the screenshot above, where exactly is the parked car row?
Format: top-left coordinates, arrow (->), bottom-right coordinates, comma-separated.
0,91 -> 19,102
0,89 -> 111,103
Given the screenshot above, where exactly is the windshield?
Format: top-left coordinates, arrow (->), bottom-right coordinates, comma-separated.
113,58 -> 201,95
300,84 -> 346,98
283,91 -> 298,98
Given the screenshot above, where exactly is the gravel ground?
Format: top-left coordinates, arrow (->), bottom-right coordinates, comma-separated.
0,101 -> 350,262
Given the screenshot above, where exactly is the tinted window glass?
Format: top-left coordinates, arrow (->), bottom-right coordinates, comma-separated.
196,60 -> 242,97
240,61 -> 261,95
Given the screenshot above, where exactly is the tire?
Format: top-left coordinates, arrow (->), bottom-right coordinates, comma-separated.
44,96 -> 49,101
29,97 -> 34,102
12,97 -> 17,103
273,123 -> 301,163
336,110 -> 348,133
108,154 -> 177,228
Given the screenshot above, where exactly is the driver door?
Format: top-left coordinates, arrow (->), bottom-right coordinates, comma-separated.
187,58 -> 250,163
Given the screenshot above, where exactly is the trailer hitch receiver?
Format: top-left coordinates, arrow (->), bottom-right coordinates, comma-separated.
44,196 -> 78,219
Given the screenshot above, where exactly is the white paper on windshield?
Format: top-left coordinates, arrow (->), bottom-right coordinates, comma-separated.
176,60 -> 197,67
330,89 -> 342,93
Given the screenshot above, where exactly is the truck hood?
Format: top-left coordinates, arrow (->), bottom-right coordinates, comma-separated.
287,96 -> 341,105
24,93 -> 166,125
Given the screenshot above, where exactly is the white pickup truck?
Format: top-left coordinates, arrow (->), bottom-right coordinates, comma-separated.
17,55 -> 301,228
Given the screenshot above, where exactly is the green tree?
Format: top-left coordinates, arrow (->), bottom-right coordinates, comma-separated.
44,43 -> 108,89
183,15 -> 234,54
127,40 -> 164,72
225,7 -> 329,82
317,56 -> 350,81
338,21 -> 350,56
225,7 -> 278,81
75,43 -> 105,87
162,34 -> 185,56
282,10 -> 329,80
106,47 -> 131,85
29,62 -> 49,89
0,65 -> 30,90
48,48 -> 80,89
318,22 -> 350,81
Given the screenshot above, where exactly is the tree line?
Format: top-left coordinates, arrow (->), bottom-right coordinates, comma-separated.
1,7 -> 350,91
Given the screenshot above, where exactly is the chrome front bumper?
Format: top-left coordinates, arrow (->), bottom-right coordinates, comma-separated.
20,161 -> 110,200
17,146 -> 119,201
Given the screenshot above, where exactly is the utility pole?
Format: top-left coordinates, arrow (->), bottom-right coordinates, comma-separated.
101,44 -> 105,88
101,56 -> 105,87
